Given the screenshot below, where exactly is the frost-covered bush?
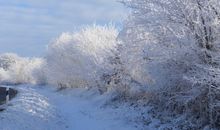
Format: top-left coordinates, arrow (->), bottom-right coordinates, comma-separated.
0,53 -> 46,85
45,25 -> 119,89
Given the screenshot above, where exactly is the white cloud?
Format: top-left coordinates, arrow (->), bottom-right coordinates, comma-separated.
0,0 -> 127,56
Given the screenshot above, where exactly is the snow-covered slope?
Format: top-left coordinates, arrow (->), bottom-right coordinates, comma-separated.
0,85 -> 139,130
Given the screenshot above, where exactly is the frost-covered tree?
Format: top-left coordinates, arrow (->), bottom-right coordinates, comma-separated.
46,25 -> 119,90
122,0 -> 220,63
120,0 -> 220,128
0,53 -> 45,85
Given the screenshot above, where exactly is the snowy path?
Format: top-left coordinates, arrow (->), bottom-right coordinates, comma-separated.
0,85 -> 138,130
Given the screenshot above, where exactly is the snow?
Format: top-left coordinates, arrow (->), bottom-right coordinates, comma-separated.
0,85 -> 139,130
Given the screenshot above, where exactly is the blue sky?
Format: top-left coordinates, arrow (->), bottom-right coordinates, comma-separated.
0,0 -> 127,57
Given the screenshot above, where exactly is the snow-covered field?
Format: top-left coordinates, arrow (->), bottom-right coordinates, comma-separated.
0,85 -> 140,130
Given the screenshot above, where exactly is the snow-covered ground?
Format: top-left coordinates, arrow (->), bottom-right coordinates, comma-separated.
0,85 -> 140,130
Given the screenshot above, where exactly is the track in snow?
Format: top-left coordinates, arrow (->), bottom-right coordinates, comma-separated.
0,85 -> 138,130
